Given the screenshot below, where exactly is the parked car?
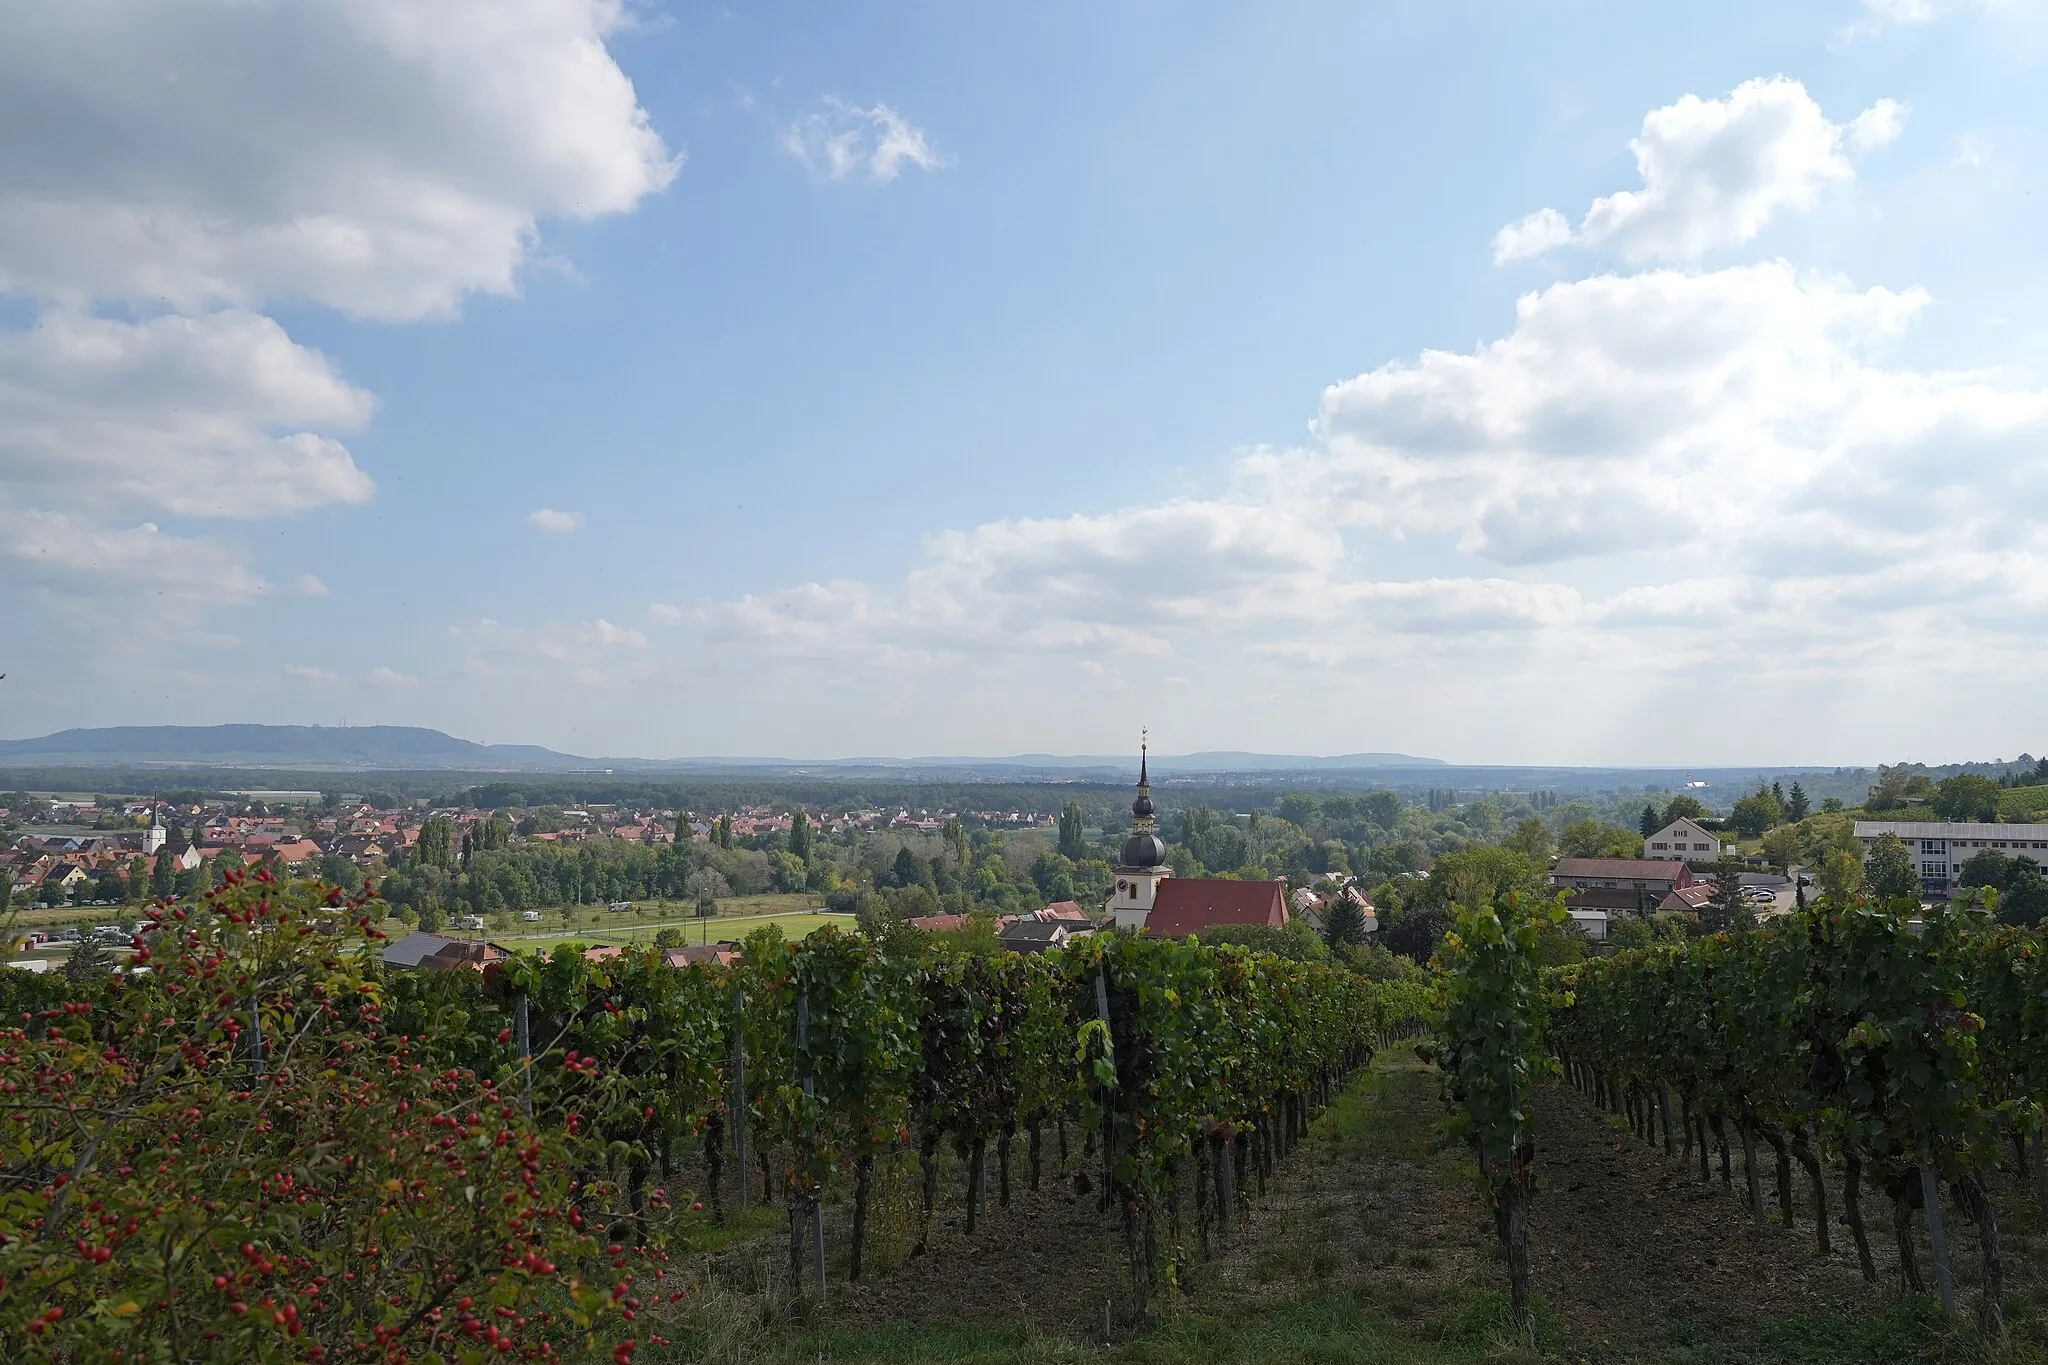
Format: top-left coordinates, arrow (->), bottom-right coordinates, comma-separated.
520,911 -> 543,923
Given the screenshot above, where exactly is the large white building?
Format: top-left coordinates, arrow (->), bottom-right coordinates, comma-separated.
1854,821 -> 2048,896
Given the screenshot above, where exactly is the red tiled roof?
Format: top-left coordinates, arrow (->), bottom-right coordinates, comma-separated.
1144,878 -> 1287,937
908,914 -> 969,933
1037,900 -> 1092,922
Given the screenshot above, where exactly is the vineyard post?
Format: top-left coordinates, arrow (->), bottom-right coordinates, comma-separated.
1919,1163 -> 1955,1318
797,990 -> 826,1295
732,979 -> 748,1212
1094,968 -> 1114,1210
514,990 -> 532,1117
249,998 -> 265,1080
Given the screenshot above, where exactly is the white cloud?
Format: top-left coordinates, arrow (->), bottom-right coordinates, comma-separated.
647,602 -> 684,623
295,574 -> 329,597
1494,77 -> 1904,263
0,310 -> 375,519
661,259 -> 2048,722
781,98 -> 948,183
527,508 -> 585,533
284,664 -> 342,683
368,666 -> 418,687
0,510 -> 266,624
0,0 -> 677,320
0,0 -> 671,638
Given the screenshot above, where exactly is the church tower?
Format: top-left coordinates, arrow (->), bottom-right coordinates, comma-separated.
1110,735 -> 1172,929
144,804 -> 167,856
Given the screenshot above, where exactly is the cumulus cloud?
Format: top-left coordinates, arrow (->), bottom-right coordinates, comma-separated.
1494,77 -> 1904,263
664,258 -> 2048,707
0,0 -> 671,636
781,98 -> 948,183
0,0 -> 677,320
284,665 -> 342,683
368,666 -> 418,687
527,508 -> 585,533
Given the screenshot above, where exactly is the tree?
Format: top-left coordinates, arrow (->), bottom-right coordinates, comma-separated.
1759,825 -> 1803,875
1322,895 -> 1368,949
1865,763 -> 1932,812
1998,859 -> 2048,928
148,849 -> 175,901
63,935 -> 114,983
1865,831 -> 1921,902
686,867 -> 731,916
1786,781 -> 1810,822
1505,817 -> 1553,864
1638,803 -> 1661,837
1382,904 -> 1448,964
1362,791 -> 1402,832
890,845 -> 925,888
1056,801 -> 1086,861
789,807 -> 813,861
1958,848 -> 2011,891
1730,784 -> 1785,837
653,926 -> 685,949
1697,852 -> 1756,934
1556,820 -> 1642,859
1608,913 -> 1655,950
1931,773 -> 2002,823
125,856 -> 148,904
415,814 -> 455,870
1661,795 -> 1710,826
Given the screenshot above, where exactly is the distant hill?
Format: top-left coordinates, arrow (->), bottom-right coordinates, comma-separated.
0,725 -> 1445,776
0,725 -> 597,772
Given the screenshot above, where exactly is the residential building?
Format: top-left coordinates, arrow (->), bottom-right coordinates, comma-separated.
381,932 -> 467,970
1550,857 -> 1693,918
1642,817 -> 1727,862
1853,821 -> 2048,897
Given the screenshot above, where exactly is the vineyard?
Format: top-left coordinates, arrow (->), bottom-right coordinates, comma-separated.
1432,874 -> 2048,1350
0,872 -> 1432,1362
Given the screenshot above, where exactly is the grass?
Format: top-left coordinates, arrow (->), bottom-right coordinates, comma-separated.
496,911 -> 852,950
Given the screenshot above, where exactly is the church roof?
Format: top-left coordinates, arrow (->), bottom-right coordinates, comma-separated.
1144,878 -> 1288,937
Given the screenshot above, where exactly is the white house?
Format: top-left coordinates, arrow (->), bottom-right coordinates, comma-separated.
1643,817 -> 1727,862
1854,821 -> 2048,897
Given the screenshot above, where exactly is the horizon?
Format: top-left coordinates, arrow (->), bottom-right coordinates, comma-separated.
4,3 -> 2047,763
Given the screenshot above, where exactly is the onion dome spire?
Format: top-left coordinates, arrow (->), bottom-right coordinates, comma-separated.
1119,730 -> 1167,869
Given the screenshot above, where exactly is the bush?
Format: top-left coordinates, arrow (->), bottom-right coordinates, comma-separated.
0,873 -> 635,1362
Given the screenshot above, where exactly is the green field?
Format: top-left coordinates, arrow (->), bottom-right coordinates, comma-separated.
494,910 -> 853,952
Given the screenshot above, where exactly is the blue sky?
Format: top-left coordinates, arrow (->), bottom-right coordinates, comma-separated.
3,0 -> 2047,764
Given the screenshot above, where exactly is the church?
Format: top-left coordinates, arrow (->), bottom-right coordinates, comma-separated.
1107,741 -> 1290,937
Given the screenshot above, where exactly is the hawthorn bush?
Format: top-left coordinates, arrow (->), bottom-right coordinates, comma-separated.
0,872 -> 652,1364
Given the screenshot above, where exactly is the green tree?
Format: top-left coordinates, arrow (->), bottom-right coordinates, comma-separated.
789,807 -> 813,861
1505,817 -> 1553,864
1361,791 -> 1401,831
1056,801 -> 1086,861
1660,795 -> 1709,826
125,857 -> 148,904
1958,848 -> 2011,891
1608,913 -> 1655,950
1698,852 -> 1756,934
653,926 -> 685,949
63,935 -> 114,984
1729,784 -> 1785,837
1322,895 -> 1368,948
415,814 -> 455,870
1638,803 -> 1661,837
1998,859 -> 2048,928
1557,820 -> 1642,859
1865,831 -> 1921,902
1931,773 -> 2002,823
1785,781 -> 1810,822
148,850 -> 174,901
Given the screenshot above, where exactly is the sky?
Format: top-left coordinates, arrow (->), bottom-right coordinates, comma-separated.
3,0 -> 2047,766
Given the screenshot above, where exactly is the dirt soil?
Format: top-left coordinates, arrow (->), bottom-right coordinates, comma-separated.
1527,1081 -> 1920,1363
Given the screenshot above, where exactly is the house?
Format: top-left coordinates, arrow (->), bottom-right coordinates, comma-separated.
665,944 -> 742,969
1643,817 -> 1729,862
1853,820 -> 2048,897
1550,857 -> 1693,918
999,904 -> 1099,955
418,940 -> 510,972
907,914 -> 970,934
381,932 -> 468,970
1144,878 -> 1289,937
1659,884 -> 1717,914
